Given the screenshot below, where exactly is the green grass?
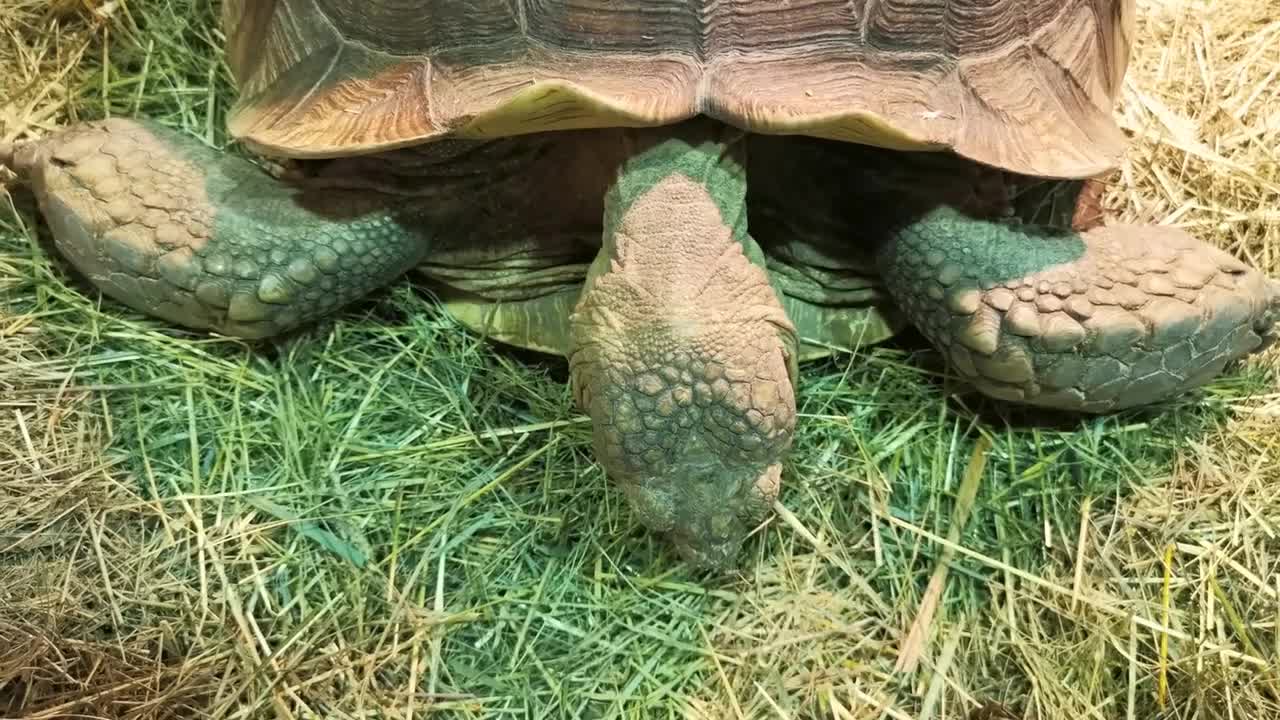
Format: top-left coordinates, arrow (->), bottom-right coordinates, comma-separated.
3,2 -> 1280,718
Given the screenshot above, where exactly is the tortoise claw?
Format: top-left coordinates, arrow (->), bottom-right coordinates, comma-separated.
0,140 -> 19,186
0,137 -> 42,188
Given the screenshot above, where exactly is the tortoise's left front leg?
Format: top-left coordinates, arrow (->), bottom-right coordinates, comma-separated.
4,119 -> 435,338
875,207 -> 1280,412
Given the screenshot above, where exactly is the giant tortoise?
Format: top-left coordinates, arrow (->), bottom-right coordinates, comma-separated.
4,0 -> 1278,569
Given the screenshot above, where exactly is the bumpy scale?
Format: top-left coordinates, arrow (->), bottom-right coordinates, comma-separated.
7,119 -> 435,337
878,207 -> 1280,412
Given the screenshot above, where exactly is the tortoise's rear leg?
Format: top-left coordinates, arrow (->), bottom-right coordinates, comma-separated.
4,119 -> 432,338
875,206 -> 1280,412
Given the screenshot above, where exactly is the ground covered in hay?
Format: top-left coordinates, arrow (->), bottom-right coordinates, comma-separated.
1,1 -> 1278,718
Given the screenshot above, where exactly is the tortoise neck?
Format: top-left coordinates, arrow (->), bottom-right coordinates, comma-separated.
602,122 -> 749,252
283,136 -> 549,197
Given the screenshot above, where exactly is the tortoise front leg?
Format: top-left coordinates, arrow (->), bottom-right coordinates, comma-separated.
876,206 -> 1280,412
5,119 -> 433,338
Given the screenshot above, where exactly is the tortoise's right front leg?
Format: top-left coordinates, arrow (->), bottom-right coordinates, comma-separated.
875,206 -> 1280,412
5,119 -> 433,338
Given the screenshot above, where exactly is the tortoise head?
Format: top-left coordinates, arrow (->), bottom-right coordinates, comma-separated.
569,322 -> 797,570
568,127 -> 798,570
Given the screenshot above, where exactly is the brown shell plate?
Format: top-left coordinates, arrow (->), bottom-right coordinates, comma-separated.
224,0 -> 1135,177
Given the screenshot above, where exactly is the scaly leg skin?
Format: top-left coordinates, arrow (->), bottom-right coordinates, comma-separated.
4,118 -> 433,338
877,206 -> 1280,412
568,122 -> 799,570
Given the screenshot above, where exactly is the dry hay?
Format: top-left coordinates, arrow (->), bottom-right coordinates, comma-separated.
0,6 -> 219,716
0,318 -> 220,719
1111,0 -> 1279,274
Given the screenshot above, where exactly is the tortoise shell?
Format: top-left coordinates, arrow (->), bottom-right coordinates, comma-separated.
223,0 -> 1134,177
